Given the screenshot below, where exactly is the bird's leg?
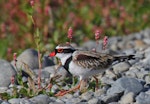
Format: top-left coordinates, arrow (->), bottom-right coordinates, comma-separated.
93,76 -> 99,91
55,80 -> 83,96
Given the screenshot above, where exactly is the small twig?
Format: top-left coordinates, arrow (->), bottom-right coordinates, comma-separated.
37,51 -> 42,89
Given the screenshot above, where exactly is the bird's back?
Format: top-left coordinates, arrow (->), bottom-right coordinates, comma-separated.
72,50 -> 135,69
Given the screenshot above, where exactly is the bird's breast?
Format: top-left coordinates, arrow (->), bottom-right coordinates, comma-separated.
69,61 -> 88,76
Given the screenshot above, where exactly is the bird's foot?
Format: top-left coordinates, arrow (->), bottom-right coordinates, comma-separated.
55,90 -> 68,96
55,81 -> 82,96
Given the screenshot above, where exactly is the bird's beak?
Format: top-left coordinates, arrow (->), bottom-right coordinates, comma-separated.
49,51 -> 56,57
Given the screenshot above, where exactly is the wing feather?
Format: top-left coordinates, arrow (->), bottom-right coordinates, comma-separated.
72,51 -> 114,69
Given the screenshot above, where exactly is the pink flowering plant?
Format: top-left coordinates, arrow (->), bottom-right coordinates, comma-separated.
67,27 -> 73,43
13,53 -> 17,67
94,29 -> 102,51
1,1 -> 149,60
103,36 -> 108,50
94,29 -> 109,51
0,0 -> 150,100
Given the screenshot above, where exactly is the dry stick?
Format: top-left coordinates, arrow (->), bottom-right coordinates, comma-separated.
31,15 -> 42,89
37,51 -> 42,89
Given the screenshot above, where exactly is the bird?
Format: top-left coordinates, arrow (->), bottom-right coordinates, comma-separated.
49,43 -> 135,96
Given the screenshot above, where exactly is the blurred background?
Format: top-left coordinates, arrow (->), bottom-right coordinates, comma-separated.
0,0 -> 150,60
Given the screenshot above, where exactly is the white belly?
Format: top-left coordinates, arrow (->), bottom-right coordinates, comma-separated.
69,61 -> 105,80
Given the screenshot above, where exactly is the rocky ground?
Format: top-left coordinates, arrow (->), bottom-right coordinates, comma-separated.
0,29 -> 150,104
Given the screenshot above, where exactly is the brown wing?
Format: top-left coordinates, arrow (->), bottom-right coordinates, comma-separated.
72,51 -> 114,69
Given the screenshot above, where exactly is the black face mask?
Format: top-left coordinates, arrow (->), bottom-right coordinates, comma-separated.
55,48 -> 76,54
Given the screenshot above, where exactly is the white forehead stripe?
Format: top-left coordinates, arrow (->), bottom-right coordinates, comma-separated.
56,45 -> 74,49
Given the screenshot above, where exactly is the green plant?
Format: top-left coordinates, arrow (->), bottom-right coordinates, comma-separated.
0,61 -> 57,100
0,1 -> 54,99
0,0 -> 150,60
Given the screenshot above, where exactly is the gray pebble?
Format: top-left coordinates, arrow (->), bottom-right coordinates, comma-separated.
29,94 -> 51,104
105,70 -> 117,79
1,29 -> 150,104
101,77 -> 115,85
63,94 -> 73,99
65,98 -> 82,104
144,75 -> 150,84
94,89 -> 106,97
81,90 -> 94,100
134,33 -> 144,40
125,70 -> 137,78
44,65 -> 69,82
11,49 -> 39,71
8,98 -> 22,104
49,102 -> 64,104
0,87 -> 8,93
143,38 -> 150,45
42,55 -> 55,67
1,101 -> 11,104
107,77 -> 143,95
22,76 -> 28,83
52,103 -> 65,104
55,99 -> 65,104
144,47 -> 150,58
143,29 -> 150,38
0,59 -> 16,87
136,92 -> 150,104
88,98 -> 99,104
123,49 -> 136,55
113,62 -> 131,74
120,92 -> 134,104
108,102 -> 119,104
136,70 -> 149,79
41,70 -> 50,79
100,93 -> 120,103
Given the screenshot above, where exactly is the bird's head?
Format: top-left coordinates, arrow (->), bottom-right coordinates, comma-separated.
49,43 -> 75,59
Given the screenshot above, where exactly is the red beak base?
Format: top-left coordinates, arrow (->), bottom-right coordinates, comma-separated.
49,51 -> 56,57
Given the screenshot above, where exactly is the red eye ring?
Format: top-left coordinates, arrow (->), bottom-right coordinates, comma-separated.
57,48 -> 63,53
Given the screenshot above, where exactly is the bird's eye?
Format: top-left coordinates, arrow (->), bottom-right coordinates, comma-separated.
57,49 -> 63,53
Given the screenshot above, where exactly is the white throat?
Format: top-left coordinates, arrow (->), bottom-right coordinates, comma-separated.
56,53 -> 72,65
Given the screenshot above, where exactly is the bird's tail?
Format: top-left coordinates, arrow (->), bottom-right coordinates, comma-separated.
113,55 -> 135,62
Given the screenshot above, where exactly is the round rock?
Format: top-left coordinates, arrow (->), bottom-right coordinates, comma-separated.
65,97 -> 82,104
144,47 -> 150,58
44,65 -> 72,85
8,98 -> 33,104
29,94 -> 51,104
1,101 -> 11,104
100,93 -> 120,103
0,59 -> 16,87
120,92 -> 134,104
42,55 -> 55,67
107,77 -> 143,95
136,92 -> 150,104
8,98 -> 21,104
81,90 -> 94,100
113,62 -> 131,74
11,49 -> 39,71
88,98 -> 100,104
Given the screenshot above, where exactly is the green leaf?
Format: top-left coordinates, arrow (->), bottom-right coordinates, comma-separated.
19,88 -> 28,97
0,92 -> 11,100
53,31 -> 59,43
24,3 -> 34,15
